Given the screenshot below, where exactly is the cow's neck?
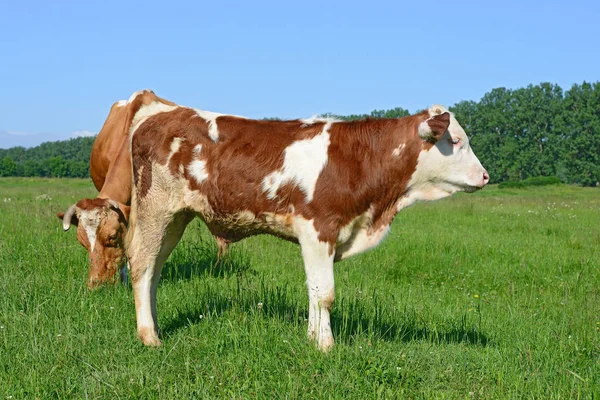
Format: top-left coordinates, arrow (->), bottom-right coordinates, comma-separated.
98,135 -> 132,205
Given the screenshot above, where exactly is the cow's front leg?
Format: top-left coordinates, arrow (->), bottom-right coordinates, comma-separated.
128,211 -> 193,346
298,226 -> 336,352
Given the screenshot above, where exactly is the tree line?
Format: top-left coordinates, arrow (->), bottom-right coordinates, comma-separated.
0,136 -> 94,178
1,81 -> 598,185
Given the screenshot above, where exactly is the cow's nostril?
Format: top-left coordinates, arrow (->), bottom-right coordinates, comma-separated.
483,171 -> 490,184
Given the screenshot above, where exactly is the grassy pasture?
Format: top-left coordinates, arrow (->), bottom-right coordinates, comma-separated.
0,177 -> 599,398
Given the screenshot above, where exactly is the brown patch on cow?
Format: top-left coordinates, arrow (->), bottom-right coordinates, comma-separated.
131,108 -> 203,198
309,115 -> 429,244
319,288 -> 335,311
76,197 -> 110,210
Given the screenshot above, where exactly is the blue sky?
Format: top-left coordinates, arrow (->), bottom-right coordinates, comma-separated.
0,0 -> 598,149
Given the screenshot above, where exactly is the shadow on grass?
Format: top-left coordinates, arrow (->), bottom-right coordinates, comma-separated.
160,238 -> 253,283
160,281 -> 490,347
331,298 -> 490,346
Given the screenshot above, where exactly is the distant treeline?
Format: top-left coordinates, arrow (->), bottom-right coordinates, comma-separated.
1,81 -> 599,185
0,136 -> 94,178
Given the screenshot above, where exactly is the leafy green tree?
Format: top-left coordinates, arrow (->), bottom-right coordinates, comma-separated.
0,156 -> 16,177
560,82 -> 600,186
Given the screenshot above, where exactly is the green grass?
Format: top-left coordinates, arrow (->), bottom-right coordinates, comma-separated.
497,176 -> 563,189
0,177 -> 599,398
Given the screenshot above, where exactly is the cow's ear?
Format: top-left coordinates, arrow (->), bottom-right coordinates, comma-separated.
120,205 -> 131,222
418,112 -> 450,142
107,199 -> 130,224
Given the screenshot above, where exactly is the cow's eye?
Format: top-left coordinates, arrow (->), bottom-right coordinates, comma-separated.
450,138 -> 461,145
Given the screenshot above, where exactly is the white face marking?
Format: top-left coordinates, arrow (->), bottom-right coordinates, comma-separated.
129,102 -> 178,136
392,143 -> 406,157
262,121 -> 333,202
188,160 -> 208,184
194,109 -> 223,142
79,209 -> 102,252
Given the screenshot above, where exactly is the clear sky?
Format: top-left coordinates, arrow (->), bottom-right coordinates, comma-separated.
0,0 -> 598,149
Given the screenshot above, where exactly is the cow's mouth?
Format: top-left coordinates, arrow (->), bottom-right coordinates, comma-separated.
463,185 -> 481,193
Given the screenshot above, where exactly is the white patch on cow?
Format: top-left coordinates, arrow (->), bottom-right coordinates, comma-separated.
129,102 -> 178,137
392,143 -> 406,157
262,121 -> 333,202
126,89 -> 153,105
337,225 -> 390,260
79,208 -> 102,252
335,208 -> 391,260
183,187 -> 214,219
188,160 -> 208,184
187,144 -> 208,184
166,137 -> 183,163
116,100 -> 127,107
301,116 -> 339,126
194,109 -> 223,142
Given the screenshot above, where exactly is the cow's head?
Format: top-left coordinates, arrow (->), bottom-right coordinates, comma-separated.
57,198 -> 129,289
409,105 -> 489,200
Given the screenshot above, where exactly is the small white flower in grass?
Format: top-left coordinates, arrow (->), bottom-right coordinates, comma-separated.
110,306 -> 114,310
57,334 -> 62,337
283,340 -> 288,343
257,302 -> 263,310
0,325 -> 4,329
199,314 -> 203,319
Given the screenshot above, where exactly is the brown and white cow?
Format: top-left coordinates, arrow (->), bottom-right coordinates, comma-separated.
125,101 -> 489,350
58,90 -> 177,288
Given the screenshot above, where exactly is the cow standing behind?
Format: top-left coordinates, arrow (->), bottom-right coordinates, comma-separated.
126,101 -> 489,350
58,90 -> 179,288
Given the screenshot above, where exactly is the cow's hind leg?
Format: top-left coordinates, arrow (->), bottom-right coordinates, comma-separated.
128,211 -> 193,346
297,224 -> 336,352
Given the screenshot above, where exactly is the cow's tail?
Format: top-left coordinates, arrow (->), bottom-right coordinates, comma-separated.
124,185 -> 138,254
124,112 -> 139,257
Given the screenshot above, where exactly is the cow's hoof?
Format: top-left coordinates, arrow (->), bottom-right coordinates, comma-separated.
138,327 -> 161,347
